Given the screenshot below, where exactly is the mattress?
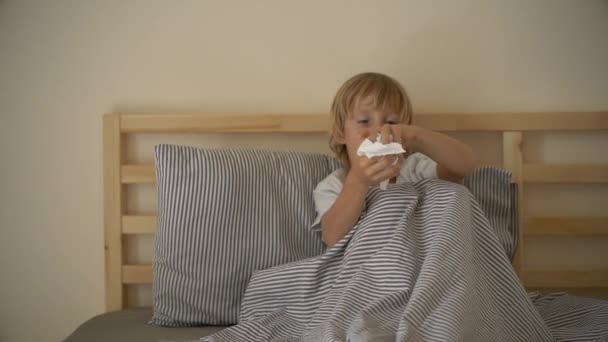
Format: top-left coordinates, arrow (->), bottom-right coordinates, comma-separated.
63,308 -> 229,342
64,293 -> 608,341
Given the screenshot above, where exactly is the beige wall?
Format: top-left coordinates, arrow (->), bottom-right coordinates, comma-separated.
1,0 -> 607,341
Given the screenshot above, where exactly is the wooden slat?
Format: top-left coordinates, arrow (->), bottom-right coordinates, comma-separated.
103,113 -> 124,310
120,164 -> 608,186
121,164 -> 155,184
122,215 -> 156,234
525,217 -> 608,237
522,269 -> 608,288
416,112 -> 608,131
122,265 -> 152,284
118,112 -> 608,133
503,132 -> 524,276
120,114 -> 328,133
523,164 -> 608,183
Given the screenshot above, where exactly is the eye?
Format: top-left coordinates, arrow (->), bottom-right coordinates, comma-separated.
357,119 -> 369,125
386,116 -> 399,125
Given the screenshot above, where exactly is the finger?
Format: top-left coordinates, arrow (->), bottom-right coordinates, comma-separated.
380,125 -> 392,144
370,166 -> 400,184
386,155 -> 403,178
391,156 -> 403,176
390,125 -> 402,145
395,154 -> 404,166
356,155 -> 378,169
401,125 -> 415,150
365,154 -> 398,175
380,156 -> 402,178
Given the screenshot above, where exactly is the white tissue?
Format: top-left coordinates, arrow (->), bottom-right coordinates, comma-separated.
356,134 -> 406,190
356,140 -> 405,158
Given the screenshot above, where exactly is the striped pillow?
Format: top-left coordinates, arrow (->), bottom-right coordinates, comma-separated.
150,145 -> 340,326
464,167 -> 518,260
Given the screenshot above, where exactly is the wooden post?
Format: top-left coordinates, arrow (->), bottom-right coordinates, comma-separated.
103,113 -> 125,310
503,131 -> 524,277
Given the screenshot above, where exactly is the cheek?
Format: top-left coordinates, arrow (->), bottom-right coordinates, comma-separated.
343,123 -> 372,149
346,133 -> 368,152
356,130 -> 373,141
347,125 -> 369,138
344,127 -> 365,140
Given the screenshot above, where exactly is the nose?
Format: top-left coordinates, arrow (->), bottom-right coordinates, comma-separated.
368,124 -> 383,140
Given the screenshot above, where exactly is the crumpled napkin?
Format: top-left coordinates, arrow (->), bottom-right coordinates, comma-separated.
356,134 -> 406,189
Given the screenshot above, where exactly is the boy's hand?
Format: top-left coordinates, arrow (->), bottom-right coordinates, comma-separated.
378,124 -> 421,153
348,154 -> 403,188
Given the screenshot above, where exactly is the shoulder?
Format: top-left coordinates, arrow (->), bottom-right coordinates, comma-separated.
314,168 -> 345,195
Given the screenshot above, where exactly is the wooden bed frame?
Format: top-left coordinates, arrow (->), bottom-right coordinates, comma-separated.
103,112 -> 608,311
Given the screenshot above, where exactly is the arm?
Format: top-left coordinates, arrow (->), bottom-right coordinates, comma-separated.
320,173 -> 368,247
321,154 -> 401,247
381,124 -> 477,182
409,126 -> 477,182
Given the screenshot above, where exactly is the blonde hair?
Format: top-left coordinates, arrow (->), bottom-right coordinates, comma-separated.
329,72 -> 413,166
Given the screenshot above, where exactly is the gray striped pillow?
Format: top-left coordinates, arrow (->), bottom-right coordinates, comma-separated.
150,145 -> 340,327
464,167 -> 518,260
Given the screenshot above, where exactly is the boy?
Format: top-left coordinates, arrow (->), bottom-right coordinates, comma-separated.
313,72 -> 477,247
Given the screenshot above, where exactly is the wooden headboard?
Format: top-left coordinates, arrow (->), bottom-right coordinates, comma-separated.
103,112 -> 608,311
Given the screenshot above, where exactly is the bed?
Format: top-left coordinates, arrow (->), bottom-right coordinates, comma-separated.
64,111 -> 608,341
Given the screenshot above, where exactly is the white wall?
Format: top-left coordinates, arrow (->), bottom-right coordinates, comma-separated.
1,1 -> 607,341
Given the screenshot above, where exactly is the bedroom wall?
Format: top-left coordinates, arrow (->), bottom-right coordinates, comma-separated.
1,0 -> 607,341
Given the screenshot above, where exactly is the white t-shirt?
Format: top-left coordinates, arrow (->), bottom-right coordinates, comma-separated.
311,153 -> 437,232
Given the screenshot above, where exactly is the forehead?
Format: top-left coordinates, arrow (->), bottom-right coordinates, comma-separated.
353,95 -> 399,114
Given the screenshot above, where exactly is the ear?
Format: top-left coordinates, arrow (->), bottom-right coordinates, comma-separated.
332,128 -> 346,144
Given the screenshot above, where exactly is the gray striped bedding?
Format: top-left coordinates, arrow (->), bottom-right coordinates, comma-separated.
530,292 -> 608,341
151,145 -> 608,340
201,179 -> 608,341
150,144 -> 516,328
463,167 -> 518,261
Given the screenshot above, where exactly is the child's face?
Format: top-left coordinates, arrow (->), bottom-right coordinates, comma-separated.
335,95 -> 401,164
